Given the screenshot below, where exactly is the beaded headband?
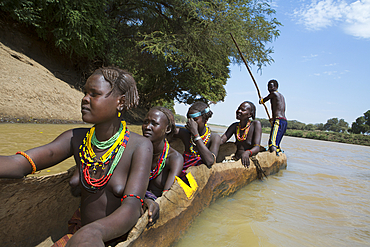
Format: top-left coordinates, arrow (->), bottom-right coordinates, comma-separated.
188,107 -> 210,118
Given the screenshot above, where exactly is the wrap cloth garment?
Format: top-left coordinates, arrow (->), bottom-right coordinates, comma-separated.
179,152 -> 203,180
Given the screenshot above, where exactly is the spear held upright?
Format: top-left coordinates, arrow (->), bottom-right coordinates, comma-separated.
229,33 -> 272,124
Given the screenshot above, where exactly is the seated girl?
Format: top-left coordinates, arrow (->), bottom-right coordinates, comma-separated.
221,101 -> 262,168
142,106 -> 184,198
174,102 -> 221,179
0,67 -> 154,246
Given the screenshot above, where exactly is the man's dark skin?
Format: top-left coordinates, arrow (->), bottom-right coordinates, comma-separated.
260,79 -> 286,152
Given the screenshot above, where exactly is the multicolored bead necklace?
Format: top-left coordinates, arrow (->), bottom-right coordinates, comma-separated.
189,126 -> 211,157
236,120 -> 251,141
79,121 -> 130,192
150,139 -> 169,180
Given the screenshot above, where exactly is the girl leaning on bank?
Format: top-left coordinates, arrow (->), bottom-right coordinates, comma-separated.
221,101 -> 262,168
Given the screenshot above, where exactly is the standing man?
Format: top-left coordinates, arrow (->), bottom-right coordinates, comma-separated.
259,79 -> 287,153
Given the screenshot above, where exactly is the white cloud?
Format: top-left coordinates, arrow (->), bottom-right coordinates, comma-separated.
324,70 -> 338,75
343,0 -> 370,38
302,54 -> 319,62
294,0 -> 370,38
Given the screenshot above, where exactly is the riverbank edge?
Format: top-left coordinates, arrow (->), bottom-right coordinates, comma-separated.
262,127 -> 370,147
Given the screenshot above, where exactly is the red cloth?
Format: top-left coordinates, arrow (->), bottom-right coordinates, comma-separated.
180,152 -> 202,179
51,209 -> 81,247
51,234 -> 73,247
68,208 -> 82,234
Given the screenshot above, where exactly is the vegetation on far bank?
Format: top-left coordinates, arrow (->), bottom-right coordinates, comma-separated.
258,111 -> 370,147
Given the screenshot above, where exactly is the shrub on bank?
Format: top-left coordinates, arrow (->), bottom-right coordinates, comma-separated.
262,127 -> 370,146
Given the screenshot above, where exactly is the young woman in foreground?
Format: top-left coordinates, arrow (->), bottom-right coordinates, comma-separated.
0,67 -> 153,246
221,101 -> 262,168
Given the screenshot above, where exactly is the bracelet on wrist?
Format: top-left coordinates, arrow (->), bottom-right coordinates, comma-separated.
194,136 -> 202,141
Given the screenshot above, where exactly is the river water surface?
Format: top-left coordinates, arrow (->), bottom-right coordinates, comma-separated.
174,128 -> 370,247
1,123 -> 369,246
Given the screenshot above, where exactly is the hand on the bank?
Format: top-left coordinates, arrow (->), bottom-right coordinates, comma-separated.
144,198 -> 160,227
185,118 -> 199,137
241,151 -> 251,168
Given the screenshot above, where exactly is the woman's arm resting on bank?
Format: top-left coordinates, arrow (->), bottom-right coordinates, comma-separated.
0,129 -> 74,178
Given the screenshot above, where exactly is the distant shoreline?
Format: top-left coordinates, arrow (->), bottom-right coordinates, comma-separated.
262,127 -> 370,147
0,116 -> 85,124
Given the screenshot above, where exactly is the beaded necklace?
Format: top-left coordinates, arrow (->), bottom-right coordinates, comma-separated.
79,121 -> 130,192
150,139 -> 169,180
236,120 -> 251,141
189,126 -> 211,157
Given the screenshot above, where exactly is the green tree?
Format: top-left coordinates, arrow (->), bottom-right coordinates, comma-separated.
315,123 -> 324,131
364,110 -> 370,126
1,0 -> 281,108
350,110 -> 370,134
1,0 -> 112,59
257,118 -> 271,128
324,118 -> 339,132
323,118 -> 348,133
304,124 -> 316,131
288,120 -> 305,130
337,119 -> 349,133
174,114 -> 187,124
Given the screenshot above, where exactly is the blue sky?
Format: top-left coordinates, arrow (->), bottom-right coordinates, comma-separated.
175,0 -> 370,126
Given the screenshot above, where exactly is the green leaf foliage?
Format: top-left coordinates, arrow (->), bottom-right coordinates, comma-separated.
1,0 -> 281,108
350,110 -> 370,134
323,118 -> 349,133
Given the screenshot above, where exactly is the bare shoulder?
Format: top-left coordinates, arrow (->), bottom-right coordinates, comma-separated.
71,127 -> 90,137
210,132 -> 221,142
168,147 -> 183,163
252,120 -> 261,125
228,122 -> 239,130
278,92 -> 285,100
252,120 -> 262,128
128,131 -> 152,148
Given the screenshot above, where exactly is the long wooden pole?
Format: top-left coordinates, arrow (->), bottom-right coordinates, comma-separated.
229,33 -> 272,124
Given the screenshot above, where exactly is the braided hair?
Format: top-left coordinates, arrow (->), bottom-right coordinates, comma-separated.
92,66 -> 139,111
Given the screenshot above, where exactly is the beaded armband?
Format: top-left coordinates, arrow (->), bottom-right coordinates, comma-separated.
16,151 -> 37,174
121,194 -> 144,206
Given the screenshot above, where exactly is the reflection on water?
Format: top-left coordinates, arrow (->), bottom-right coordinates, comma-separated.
174,135 -> 370,247
1,124 -> 370,246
